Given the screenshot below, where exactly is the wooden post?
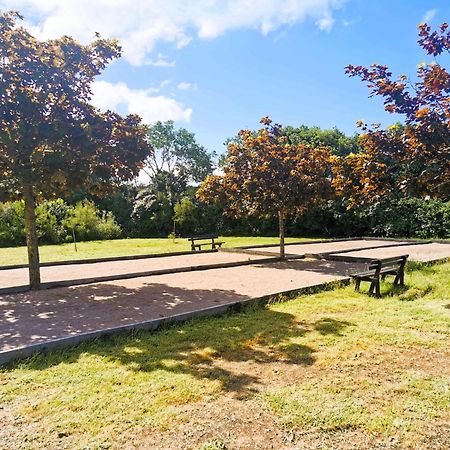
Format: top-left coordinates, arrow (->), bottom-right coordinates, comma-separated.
23,183 -> 41,290
278,210 -> 285,260
72,227 -> 78,252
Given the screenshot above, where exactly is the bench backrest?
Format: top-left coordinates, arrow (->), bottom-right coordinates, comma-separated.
187,234 -> 219,242
369,255 -> 408,273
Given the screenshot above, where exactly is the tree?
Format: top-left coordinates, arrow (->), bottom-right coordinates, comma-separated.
285,125 -> 360,156
143,121 -> 215,206
338,22 -> 450,204
131,187 -> 173,237
0,12 -> 151,288
197,117 -> 333,258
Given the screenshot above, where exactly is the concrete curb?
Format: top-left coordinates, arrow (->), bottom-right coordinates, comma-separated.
219,247 -> 305,259
0,248 -> 216,271
0,256 -> 281,295
0,278 -> 348,367
235,237 -> 352,250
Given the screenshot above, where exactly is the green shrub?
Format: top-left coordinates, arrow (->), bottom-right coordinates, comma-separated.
0,201 -> 25,247
363,198 -> 450,238
174,197 -> 199,236
36,199 -> 69,244
64,201 -> 122,241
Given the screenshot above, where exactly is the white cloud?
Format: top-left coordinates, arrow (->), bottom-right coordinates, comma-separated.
3,0 -> 347,66
91,80 -> 192,123
422,9 -> 437,23
177,82 -> 197,91
146,53 -> 176,67
316,12 -> 334,32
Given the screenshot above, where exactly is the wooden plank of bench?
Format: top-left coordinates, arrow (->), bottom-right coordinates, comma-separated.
352,255 -> 408,298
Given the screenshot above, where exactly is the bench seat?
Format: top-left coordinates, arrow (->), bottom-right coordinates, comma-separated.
351,255 -> 408,298
187,234 -> 224,251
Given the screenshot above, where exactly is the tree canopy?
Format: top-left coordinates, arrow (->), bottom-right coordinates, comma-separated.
334,22 -> 450,205
285,125 -> 360,156
198,117 -> 333,258
0,11 -> 151,288
143,121 -> 214,205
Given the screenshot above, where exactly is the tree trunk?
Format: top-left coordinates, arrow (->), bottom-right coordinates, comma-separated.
278,210 -> 285,260
23,183 -> 41,290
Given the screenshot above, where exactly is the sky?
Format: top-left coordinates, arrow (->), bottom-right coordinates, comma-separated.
1,0 -> 449,158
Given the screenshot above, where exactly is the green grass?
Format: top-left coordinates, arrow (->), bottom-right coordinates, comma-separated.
0,236 -> 308,267
1,263 -> 449,449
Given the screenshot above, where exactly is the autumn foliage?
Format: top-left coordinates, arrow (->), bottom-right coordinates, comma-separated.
334,22 -> 450,205
198,117 -> 332,257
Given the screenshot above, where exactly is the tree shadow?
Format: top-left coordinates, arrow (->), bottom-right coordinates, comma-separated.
313,318 -> 353,336
3,280 -> 353,398
253,258 -> 365,277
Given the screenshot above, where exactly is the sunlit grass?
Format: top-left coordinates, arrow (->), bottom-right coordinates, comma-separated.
1,263 -> 448,449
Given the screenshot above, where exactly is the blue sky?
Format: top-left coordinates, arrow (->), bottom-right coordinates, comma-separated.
2,0 -> 449,156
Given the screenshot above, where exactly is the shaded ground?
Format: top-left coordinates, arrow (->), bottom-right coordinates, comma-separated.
1,263 -> 449,450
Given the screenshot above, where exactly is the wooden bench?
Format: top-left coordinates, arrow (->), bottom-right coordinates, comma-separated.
187,234 -> 225,251
351,255 -> 408,298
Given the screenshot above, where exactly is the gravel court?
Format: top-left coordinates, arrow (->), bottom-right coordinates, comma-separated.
0,258 -> 364,352
245,239 -> 410,255
0,251 -> 269,290
1,238 -> 449,357
0,239 -> 412,291
331,242 -> 450,262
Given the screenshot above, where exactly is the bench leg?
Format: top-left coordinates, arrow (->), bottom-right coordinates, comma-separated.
375,281 -> 381,298
354,279 -> 361,292
369,280 -> 380,298
394,270 -> 404,286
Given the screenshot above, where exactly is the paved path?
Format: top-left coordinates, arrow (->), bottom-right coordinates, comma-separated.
0,258 -> 362,352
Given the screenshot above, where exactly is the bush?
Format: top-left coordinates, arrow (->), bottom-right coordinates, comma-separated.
174,198 -> 199,236
63,201 -> 122,241
36,199 -> 69,244
131,188 -> 173,237
0,201 -> 25,247
361,197 -> 450,239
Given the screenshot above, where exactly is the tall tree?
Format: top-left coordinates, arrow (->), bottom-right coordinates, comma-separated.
338,22 -> 450,203
197,117 -> 332,258
0,11 -> 151,289
143,121 -> 214,205
285,125 -> 360,156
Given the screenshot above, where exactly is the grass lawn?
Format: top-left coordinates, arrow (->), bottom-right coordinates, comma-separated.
0,236 -> 309,267
1,263 -> 449,449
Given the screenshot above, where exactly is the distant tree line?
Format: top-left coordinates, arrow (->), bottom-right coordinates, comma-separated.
1,118 -> 448,248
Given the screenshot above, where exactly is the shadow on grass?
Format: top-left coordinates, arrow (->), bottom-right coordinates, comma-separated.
314,318 -> 353,336
6,281 -> 354,398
